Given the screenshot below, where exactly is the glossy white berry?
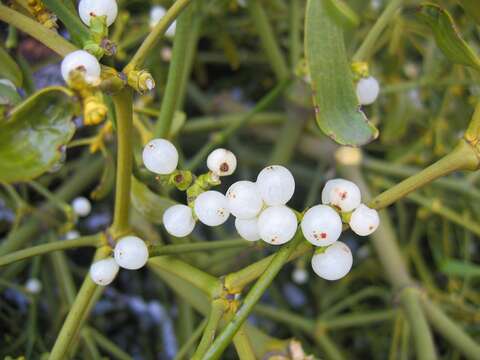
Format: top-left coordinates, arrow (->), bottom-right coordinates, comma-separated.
114,236 -> 149,270
61,50 -> 101,84
142,138 -> 179,175
321,178 -> 361,212
258,205 -> 297,245
65,230 -> 80,240
349,204 -> 380,236
256,165 -> 295,206
301,205 -> 342,247
226,181 -> 263,219
194,191 -> 230,226
163,204 -> 196,237
235,217 -> 260,241
292,268 -> 309,285
90,258 -> 119,285
78,0 -> 118,27
72,196 -> 92,217
207,148 -> 237,177
311,241 -> 353,281
166,21 -> 176,37
25,278 -> 42,294
356,76 -> 380,105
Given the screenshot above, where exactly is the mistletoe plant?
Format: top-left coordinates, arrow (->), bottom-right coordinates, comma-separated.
0,0 -> 479,359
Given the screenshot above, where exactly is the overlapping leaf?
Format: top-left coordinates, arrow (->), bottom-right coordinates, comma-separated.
0,87 -> 75,183
305,0 -> 378,146
418,3 -> 480,72
131,177 -> 176,224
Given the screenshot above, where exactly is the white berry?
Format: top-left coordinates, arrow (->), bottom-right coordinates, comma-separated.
163,204 -> 195,237
349,204 -> 380,236
235,217 -> 260,241
256,165 -> 295,206
207,148 -> 237,177
61,50 -> 101,84
142,138 -> 179,175
257,205 -> 297,245
149,5 -> 166,28
114,236 -> 149,270
65,230 -> 80,240
194,191 -> 230,226
78,0 -> 118,27
321,178 -> 361,212
301,205 -> 342,247
166,21 -> 176,37
90,257 -> 119,286
292,268 -> 309,284
72,196 -> 92,217
311,241 -> 353,281
25,278 -> 42,294
226,181 -> 263,219
356,76 -> 380,105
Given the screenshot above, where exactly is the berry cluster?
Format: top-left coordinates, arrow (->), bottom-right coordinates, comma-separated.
142,139 -> 381,282
90,235 -> 149,286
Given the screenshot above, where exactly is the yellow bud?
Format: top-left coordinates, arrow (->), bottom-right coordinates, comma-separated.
127,69 -> 155,93
351,61 -> 369,80
83,96 -> 107,126
335,146 -> 362,166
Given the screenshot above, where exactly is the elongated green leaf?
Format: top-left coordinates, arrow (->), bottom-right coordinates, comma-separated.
90,150 -> 115,200
457,0 -> 480,26
305,0 -> 378,146
131,177 -> 176,224
325,0 -> 360,28
0,82 -> 21,106
0,47 -> 22,87
417,3 -> 480,72
0,87 -> 75,183
440,259 -> 480,277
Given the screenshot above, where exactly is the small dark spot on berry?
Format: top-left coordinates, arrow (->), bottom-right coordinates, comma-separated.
320,232 -> 327,239
174,174 -> 183,183
220,162 -> 229,172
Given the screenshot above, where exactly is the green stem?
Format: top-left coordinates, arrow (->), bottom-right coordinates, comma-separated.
288,0 -> 301,69
321,310 -> 397,330
201,232 -> 304,360
0,156 -> 103,257
149,239 -> 253,257
399,288 -> 437,360
111,89 -> 134,237
125,0 -> 192,71
254,304 -> 315,332
0,235 -> 101,267
369,140 -> 479,209
42,0 -> 90,43
174,319 -> 208,360
148,256 -> 221,297
192,300 -> 226,360
154,5 -> 194,137
186,78 -> 291,171
420,297 -> 480,360
0,4 -> 77,56
88,327 -> 132,360
352,0 -> 404,61
314,333 -> 345,360
224,241 -> 311,292
247,0 -> 289,80
232,325 -> 256,360
49,247 -> 109,359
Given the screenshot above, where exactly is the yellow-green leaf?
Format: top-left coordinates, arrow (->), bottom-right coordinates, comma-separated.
305,0 -> 378,146
0,47 -> 22,87
131,177 -> 177,224
417,3 -> 480,72
325,0 -> 360,28
0,87 -> 75,183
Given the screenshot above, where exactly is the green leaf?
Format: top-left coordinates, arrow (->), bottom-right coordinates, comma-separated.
90,150 -> 115,200
0,82 -> 21,106
457,0 -> 480,26
131,177 -> 177,224
0,47 -> 22,87
440,259 -> 480,277
305,0 -> 378,146
325,0 -> 360,28
0,87 -> 75,183
417,3 -> 480,72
